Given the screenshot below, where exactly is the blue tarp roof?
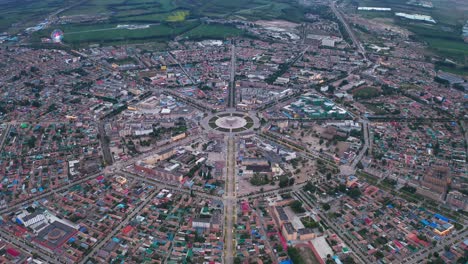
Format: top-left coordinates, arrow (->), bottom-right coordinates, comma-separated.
434,213 -> 449,222
333,256 -> 343,264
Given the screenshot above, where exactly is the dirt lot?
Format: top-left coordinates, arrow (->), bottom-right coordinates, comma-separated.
297,246 -> 321,264
255,20 -> 300,30
237,175 -> 278,196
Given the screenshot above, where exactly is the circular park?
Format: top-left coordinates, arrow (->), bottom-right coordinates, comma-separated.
201,111 -> 259,134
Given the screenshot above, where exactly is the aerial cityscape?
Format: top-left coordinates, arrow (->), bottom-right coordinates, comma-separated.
0,0 -> 467,263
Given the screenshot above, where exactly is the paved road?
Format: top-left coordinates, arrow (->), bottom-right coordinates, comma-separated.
66,23 -> 160,35
0,124 -> 11,152
461,121 -> 468,164
79,189 -> 160,264
224,136 -> 236,264
351,120 -> 369,168
98,121 -> 113,165
330,1 -> 367,61
228,44 -> 236,108
167,52 -> 197,85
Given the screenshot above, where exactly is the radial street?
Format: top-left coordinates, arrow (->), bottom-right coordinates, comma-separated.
228,44 -> 236,108
224,136 -> 237,264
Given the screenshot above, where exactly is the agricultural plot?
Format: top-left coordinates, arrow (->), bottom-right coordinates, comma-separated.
182,24 -> 245,40
3,0 -> 312,46
350,0 -> 468,65
0,0 -> 75,32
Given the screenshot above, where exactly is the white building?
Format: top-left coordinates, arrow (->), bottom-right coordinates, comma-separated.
395,12 -> 436,23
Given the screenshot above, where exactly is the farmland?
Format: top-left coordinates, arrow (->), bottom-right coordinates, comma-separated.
24,0 -> 309,46
349,0 -> 468,65
181,24 -> 245,40
0,0 -> 76,33
32,22 -> 200,47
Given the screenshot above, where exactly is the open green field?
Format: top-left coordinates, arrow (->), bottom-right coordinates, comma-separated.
356,10 -> 394,19
403,23 -> 468,64
181,24 -> 245,40
352,86 -> 382,99
33,21 -> 200,47
436,64 -> 468,76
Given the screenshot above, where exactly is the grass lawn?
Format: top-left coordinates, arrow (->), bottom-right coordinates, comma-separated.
116,12 -> 171,22
353,87 -> 382,99
435,65 -> 468,77
404,23 -> 468,63
357,10 -> 394,19
424,38 -> 468,56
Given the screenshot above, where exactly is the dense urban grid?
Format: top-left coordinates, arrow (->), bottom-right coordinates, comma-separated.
0,0 -> 467,263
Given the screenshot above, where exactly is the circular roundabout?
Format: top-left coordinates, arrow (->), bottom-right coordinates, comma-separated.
202,111 -> 259,134
215,116 -> 247,129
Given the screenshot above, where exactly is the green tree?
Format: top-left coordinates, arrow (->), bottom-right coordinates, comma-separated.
287,247 -> 305,264
279,176 -> 289,188
347,188 -> 361,199
290,200 -> 305,213
304,182 -> 316,193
